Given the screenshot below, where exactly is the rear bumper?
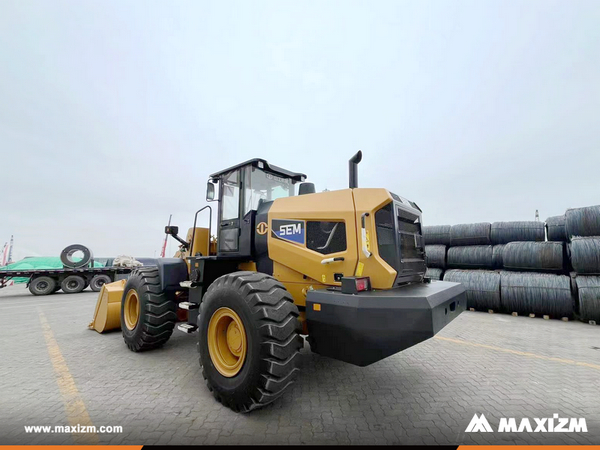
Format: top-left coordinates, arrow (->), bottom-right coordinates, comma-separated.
305,280 -> 466,366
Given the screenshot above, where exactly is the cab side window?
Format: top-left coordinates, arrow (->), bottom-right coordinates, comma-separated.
221,170 -> 240,220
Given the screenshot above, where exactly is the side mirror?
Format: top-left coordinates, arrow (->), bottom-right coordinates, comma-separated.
165,225 -> 179,235
206,181 -> 216,201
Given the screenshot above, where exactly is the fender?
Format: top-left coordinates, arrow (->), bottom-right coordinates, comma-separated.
155,258 -> 188,293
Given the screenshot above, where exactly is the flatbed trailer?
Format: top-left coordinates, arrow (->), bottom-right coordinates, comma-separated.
0,266 -> 136,295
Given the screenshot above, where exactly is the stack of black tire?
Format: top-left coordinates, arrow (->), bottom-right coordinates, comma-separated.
562,206 -> 600,323
423,204 -> 600,323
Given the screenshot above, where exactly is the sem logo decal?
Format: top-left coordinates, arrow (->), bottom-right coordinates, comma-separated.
272,219 -> 305,245
256,222 -> 268,235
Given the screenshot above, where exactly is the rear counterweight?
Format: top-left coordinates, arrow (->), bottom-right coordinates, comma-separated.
306,281 -> 465,366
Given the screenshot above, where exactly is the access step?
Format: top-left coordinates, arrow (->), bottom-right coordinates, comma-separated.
178,301 -> 200,310
177,323 -> 198,334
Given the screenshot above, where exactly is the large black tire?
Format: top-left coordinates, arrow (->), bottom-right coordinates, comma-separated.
29,276 -> 57,296
121,267 -> 177,352
90,274 -> 112,292
198,271 -> 303,412
61,275 -> 86,294
60,244 -> 93,268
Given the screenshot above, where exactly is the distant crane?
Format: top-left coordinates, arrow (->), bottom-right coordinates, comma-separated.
1,236 -> 14,267
160,215 -> 172,258
7,236 -> 13,264
1,240 -> 14,286
1,243 -> 7,266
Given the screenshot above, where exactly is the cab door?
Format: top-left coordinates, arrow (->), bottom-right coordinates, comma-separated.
218,169 -> 241,253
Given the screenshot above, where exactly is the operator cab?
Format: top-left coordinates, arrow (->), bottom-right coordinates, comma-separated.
207,159 -> 308,258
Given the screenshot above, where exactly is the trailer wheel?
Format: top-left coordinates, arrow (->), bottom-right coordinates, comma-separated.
198,271 -> 303,412
120,267 -> 177,352
29,276 -> 57,296
61,275 -> 86,294
90,274 -> 112,292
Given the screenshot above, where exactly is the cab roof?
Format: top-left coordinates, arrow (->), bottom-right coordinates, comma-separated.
209,158 -> 306,182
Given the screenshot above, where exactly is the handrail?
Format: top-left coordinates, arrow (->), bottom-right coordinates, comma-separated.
190,205 -> 213,257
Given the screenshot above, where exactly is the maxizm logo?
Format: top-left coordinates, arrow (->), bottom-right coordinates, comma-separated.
466,414 -> 587,433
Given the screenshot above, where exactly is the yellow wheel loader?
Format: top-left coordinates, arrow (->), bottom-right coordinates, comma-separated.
91,152 -> 465,412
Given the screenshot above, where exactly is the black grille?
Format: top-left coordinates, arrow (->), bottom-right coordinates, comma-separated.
397,207 -> 424,261
400,233 -> 422,259
374,201 -> 426,284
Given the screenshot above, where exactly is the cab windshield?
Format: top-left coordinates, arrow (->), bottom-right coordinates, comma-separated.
244,166 -> 296,215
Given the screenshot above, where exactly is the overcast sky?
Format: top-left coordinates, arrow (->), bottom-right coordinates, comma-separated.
1,0 -> 599,260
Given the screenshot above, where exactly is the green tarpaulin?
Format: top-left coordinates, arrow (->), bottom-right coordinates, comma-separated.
0,257 -> 106,283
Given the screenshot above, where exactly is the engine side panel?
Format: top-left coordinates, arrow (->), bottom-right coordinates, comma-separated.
267,189 -> 359,297
351,188 -> 398,289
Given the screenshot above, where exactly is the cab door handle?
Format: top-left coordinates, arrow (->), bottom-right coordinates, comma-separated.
361,213 -> 372,258
321,257 -> 345,264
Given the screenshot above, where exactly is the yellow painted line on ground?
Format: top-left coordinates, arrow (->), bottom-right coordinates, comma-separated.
39,311 -> 100,445
435,336 -> 600,372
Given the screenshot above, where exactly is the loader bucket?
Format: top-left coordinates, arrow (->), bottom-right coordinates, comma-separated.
88,279 -> 126,333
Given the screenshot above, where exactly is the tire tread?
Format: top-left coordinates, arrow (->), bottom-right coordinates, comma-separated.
199,271 -> 302,412
122,267 -> 176,352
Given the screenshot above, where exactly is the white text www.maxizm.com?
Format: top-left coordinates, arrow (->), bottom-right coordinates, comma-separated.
24,425 -> 123,434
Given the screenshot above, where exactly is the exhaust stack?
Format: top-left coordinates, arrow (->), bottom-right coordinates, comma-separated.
349,151 -> 362,189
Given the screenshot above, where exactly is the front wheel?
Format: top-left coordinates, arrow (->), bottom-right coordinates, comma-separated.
120,267 -> 177,352
198,271 -> 303,412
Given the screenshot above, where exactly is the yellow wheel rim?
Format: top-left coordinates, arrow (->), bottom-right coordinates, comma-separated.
124,290 -> 140,331
208,307 -> 247,377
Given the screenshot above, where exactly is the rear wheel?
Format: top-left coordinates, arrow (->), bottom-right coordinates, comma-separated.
120,267 -> 177,352
61,275 -> 86,294
90,274 -> 112,292
198,271 -> 303,412
29,276 -> 57,296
